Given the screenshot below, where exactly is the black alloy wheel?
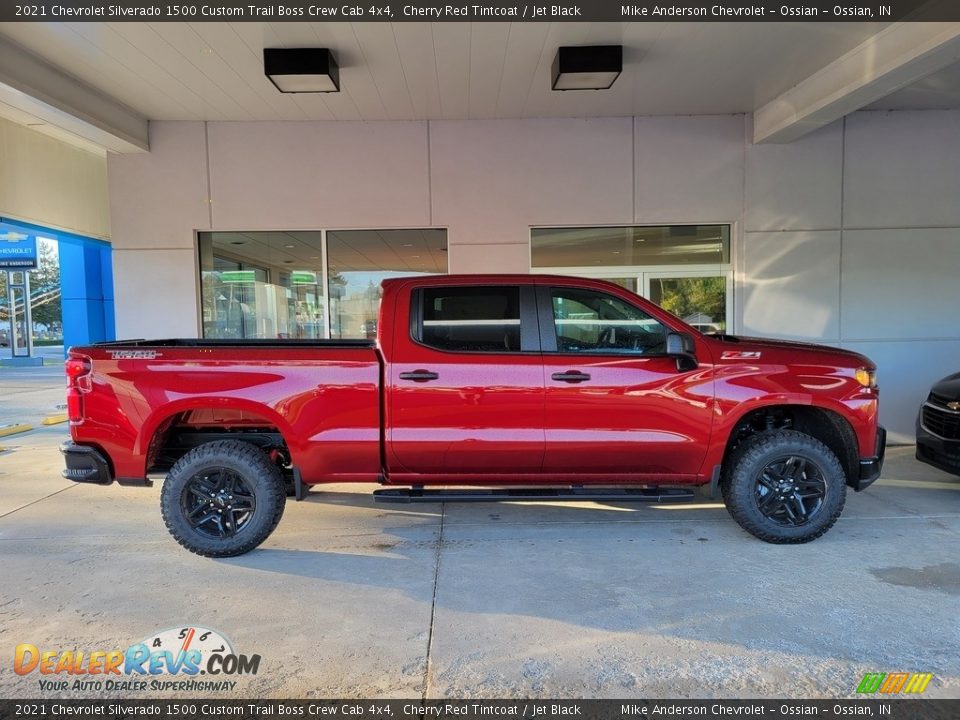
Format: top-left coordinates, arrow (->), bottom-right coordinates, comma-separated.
754,455 -> 826,526
721,429 -> 846,544
181,467 -> 257,539
161,439 -> 286,557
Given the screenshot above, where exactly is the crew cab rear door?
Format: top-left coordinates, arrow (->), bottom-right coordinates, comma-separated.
387,282 -> 545,476
536,282 -> 713,479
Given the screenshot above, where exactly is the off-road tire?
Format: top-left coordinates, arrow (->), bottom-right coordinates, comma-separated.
721,429 -> 846,544
161,440 -> 286,557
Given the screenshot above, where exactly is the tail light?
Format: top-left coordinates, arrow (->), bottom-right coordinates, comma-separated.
65,354 -> 92,422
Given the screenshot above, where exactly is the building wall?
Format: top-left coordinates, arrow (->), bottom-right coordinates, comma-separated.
743,110 -> 960,443
107,110 -> 960,441
0,117 -> 110,239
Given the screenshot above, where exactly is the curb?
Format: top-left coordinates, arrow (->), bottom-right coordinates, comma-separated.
0,423 -> 33,438
41,414 -> 69,426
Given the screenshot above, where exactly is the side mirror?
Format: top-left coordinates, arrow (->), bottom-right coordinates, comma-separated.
665,333 -> 684,355
666,332 -> 698,371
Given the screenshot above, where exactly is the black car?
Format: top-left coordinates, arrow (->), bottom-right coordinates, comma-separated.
916,372 -> 960,476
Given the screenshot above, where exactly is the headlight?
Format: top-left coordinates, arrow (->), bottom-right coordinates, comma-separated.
855,367 -> 877,389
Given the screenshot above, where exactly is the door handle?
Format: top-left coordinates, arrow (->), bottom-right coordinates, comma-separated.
551,371 -> 591,383
399,370 -> 439,382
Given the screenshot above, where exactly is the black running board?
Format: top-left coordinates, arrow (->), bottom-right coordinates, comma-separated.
373,487 -> 696,504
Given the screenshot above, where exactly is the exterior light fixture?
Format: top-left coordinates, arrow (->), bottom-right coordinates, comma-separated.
551,46 -> 622,91
264,48 -> 340,93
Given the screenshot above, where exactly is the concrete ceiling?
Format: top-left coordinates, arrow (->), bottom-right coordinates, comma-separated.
0,21 -> 892,122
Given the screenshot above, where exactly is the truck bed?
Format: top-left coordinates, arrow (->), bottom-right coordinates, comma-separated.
69,338 -> 383,483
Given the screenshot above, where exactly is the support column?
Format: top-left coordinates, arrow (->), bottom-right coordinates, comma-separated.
59,236 -> 114,352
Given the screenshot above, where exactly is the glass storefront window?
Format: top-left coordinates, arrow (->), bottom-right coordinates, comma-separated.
531,224 -> 733,334
327,229 -> 447,339
531,225 -> 729,268
198,229 -> 447,341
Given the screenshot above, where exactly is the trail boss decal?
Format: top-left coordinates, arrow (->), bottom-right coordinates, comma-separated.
108,350 -> 160,359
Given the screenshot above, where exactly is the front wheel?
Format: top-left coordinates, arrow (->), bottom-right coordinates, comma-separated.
721,430 -> 846,544
160,440 -> 286,557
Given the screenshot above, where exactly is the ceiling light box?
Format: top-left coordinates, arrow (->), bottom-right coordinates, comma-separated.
264,48 -> 340,93
551,46 -> 623,91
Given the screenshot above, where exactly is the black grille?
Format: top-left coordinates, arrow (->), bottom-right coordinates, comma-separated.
922,403 -> 960,440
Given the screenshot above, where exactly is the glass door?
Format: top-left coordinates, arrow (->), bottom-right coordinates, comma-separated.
643,270 -> 732,334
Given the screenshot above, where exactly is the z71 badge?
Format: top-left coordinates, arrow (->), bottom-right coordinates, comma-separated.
720,350 -> 762,360
108,350 -> 160,359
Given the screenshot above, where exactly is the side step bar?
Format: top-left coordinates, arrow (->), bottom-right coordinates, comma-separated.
373,487 -> 696,504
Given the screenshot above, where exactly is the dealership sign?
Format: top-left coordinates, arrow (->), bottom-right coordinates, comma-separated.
0,222 -> 38,270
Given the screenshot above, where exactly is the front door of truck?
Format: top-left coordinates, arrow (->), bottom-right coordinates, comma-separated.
388,283 -> 545,476
537,284 -> 712,479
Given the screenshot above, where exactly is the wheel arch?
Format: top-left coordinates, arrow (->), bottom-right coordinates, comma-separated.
139,400 -> 297,474
719,404 -> 860,487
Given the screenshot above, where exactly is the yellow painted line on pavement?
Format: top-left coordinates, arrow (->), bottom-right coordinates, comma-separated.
0,423 -> 32,438
41,413 -> 69,426
876,478 -> 960,491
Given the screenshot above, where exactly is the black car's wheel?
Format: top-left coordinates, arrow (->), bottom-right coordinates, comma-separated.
160,440 -> 286,557
721,429 -> 846,544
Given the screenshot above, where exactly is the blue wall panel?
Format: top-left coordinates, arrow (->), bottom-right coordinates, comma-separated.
0,217 -> 114,354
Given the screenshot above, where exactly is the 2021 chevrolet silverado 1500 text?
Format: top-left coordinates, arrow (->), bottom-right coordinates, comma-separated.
61,275 -> 885,556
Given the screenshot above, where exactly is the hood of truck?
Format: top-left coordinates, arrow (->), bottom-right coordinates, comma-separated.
704,334 -> 875,370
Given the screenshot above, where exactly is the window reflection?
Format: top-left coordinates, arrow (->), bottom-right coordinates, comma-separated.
532,225 -> 729,268
198,229 -> 447,340
327,229 -> 447,339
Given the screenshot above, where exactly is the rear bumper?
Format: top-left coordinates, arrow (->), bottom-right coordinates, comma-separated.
61,442 -> 112,484
852,427 -> 886,491
61,442 -> 151,486
916,420 -> 960,477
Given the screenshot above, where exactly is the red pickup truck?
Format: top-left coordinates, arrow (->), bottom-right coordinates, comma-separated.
62,275 -> 885,557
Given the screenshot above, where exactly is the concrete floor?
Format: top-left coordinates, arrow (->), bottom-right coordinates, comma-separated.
1,365 -> 959,699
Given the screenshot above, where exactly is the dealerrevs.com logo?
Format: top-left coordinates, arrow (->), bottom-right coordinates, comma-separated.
14,626 -> 260,693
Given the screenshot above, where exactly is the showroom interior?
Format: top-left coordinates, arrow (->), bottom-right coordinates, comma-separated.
1,21 -> 959,441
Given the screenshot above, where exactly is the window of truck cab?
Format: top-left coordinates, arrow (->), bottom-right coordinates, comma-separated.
547,286 -> 669,356
414,285 -> 533,353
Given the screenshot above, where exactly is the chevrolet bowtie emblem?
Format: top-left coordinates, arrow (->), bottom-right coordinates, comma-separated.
948,401 -> 960,411
0,231 -> 28,243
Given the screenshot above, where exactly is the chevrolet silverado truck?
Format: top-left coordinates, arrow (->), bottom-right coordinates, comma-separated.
61,275 -> 885,557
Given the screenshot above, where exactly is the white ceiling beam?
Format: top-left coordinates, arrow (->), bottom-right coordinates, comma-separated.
0,34 -> 148,153
754,20 -> 960,144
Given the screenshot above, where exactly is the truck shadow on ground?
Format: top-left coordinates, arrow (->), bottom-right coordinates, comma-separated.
218,486 -> 960,675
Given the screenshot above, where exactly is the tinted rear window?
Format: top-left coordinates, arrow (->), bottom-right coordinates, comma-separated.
421,287 -> 521,352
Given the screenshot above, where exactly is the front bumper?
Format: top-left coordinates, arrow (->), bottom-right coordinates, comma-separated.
852,427 -> 886,491
61,442 -> 113,484
916,420 -> 960,477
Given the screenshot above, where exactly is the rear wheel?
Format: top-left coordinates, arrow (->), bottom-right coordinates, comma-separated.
160,440 -> 286,557
721,430 -> 846,544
